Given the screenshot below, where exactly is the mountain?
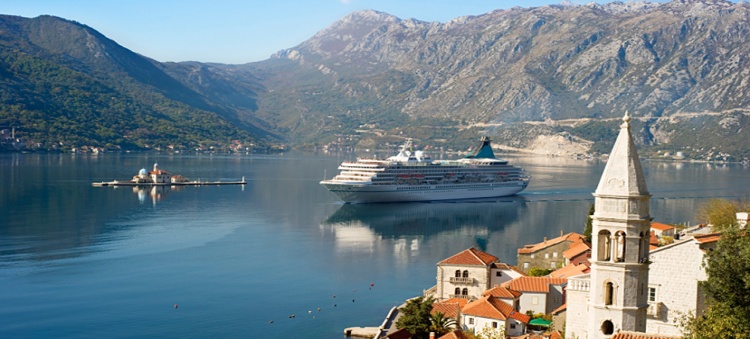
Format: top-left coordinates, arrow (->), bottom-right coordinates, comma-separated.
0,14 -> 276,152
240,0 -> 750,159
2,1 -> 750,160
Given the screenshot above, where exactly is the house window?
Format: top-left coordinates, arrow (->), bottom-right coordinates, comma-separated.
462,288 -> 468,296
492,322 -> 498,328
496,271 -> 502,277
550,261 -> 557,268
545,253 -> 549,259
649,287 -> 657,302
510,323 -> 516,329
455,270 -> 461,278
553,252 -> 558,258
523,262 -> 529,269
532,297 -> 539,305
468,318 -> 474,325
455,288 -> 461,295
462,270 -> 469,278
531,254 -> 535,259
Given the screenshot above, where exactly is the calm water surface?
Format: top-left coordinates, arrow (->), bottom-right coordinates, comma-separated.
1,152 -> 748,338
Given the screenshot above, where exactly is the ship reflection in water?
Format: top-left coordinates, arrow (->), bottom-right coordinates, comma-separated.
320,197 -> 527,256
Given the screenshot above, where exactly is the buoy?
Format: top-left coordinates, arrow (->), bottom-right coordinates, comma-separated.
352,299 -> 355,302
333,295 -> 336,298
173,304 -> 178,309
269,320 -> 273,324
334,304 -> 337,307
317,307 -> 321,311
308,310 -> 312,314
370,283 -> 374,287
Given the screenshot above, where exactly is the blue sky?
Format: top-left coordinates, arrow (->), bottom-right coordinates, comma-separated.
4,0 -> 674,64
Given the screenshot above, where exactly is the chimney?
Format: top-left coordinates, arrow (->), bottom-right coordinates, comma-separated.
430,332 -> 436,339
544,237 -> 547,244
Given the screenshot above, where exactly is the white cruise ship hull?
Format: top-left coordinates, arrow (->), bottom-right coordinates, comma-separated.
320,180 -> 528,204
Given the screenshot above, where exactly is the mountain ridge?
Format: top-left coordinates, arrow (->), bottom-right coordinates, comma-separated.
2,1 -> 750,160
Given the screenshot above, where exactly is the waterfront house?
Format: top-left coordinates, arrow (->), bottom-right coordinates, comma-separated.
650,222 -> 676,238
460,295 -> 531,337
434,248 -> 524,301
517,232 -> 586,273
481,285 -> 521,309
500,276 -> 566,315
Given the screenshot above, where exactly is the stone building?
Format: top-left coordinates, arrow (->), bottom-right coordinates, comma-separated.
517,232 -> 587,273
645,233 -> 719,335
434,248 -> 524,301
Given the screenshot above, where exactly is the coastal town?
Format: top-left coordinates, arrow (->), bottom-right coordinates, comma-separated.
348,114 -> 748,339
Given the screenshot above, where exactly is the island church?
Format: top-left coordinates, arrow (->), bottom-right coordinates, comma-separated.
566,113 -> 655,338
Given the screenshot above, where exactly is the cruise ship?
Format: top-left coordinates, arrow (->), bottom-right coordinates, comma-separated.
320,137 -> 530,203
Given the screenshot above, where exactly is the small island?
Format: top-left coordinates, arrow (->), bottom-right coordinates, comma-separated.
92,163 -> 246,187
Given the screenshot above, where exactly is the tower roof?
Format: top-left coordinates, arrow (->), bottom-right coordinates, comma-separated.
595,112 -> 649,197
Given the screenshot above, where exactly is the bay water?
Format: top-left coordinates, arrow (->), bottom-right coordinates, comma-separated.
1,152 -> 748,338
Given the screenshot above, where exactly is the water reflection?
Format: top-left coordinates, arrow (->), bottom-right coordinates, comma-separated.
320,197 -> 527,255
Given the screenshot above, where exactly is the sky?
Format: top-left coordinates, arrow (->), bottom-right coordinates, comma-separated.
4,0 -> 675,64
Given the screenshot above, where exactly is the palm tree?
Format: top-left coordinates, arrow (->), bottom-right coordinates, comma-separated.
429,312 -> 457,336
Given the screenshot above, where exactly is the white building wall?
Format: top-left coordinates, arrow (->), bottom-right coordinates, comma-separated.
646,239 -> 707,336
518,292 -> 546,315
489,267 -> 523,287
461,315 -> 505,337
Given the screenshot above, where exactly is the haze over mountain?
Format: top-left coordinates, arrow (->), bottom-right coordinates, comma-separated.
2,0 -> 749,160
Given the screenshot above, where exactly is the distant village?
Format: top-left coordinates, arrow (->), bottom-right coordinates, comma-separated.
372,115 -> 746,339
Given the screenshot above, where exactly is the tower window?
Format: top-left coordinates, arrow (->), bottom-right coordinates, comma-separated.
601,320 -> 614,335
605,282 -> 614,305
598,230 -> 612,261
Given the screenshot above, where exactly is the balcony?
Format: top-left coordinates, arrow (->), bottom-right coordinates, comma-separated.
449,277 -> 474,284
647,302 -> 664,319
449,294 -> 470,299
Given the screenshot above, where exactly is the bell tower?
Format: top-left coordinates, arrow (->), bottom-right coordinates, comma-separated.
588,112 -> 651,337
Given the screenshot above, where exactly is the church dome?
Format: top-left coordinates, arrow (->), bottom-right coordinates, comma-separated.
139,168 -> 148,176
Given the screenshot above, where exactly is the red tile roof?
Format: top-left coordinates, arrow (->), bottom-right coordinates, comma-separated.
650,222 -> 676,231
610,331 -> 682,339
438,330 -> 472,339
649,231 -> 659,246
518,233 -> 586,254
694,232 -> 721,244
482,286 -> 522,299
461,296 -> 530,323
551,303 -> 566,315
562,241 -> 591,260
432,299 -> 465,319
549,263 -> 589,279
439,247 -> 498,266
502,276 -> 567,293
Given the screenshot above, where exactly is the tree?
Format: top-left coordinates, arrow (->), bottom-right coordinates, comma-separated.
396,296 -> 435,339
429,311 -> 456,336
584,203 -> 594,243
680,227 -> 750,338
528,267 -> 553,276
695,198 -> 750,231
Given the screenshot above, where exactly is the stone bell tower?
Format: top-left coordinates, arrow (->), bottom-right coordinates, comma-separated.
588,112 -> 651,337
